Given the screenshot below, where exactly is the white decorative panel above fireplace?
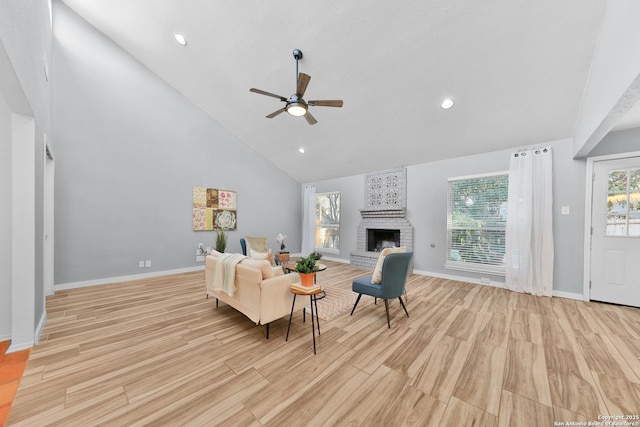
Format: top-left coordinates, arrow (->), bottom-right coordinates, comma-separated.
365,167 -> 406,210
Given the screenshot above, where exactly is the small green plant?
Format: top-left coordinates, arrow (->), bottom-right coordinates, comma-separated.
295,255 -> 319,274
309,251 -> 323,262
215,229 -> 227,253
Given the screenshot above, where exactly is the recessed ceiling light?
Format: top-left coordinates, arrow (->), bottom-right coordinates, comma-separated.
441,98 -> 454,109
298,148 -> 305,154
173,32 -> 187,46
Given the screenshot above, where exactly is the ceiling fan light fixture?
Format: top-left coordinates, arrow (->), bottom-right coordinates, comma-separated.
286,102 -> 307,117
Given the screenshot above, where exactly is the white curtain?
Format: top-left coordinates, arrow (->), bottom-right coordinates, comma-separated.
504,147 -> 554,296
301,184 -> 316,256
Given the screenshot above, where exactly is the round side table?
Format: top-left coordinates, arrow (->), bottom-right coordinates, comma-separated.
285,285 -> 322,354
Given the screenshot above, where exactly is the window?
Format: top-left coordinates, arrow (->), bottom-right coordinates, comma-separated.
446,173 -> 508,274
315,192 -> 340,251
606,168 -> 640,237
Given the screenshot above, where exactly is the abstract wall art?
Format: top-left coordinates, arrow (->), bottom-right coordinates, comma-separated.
192,186 -> 237,231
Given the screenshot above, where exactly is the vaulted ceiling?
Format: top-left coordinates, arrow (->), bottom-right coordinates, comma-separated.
59,0 -> 614,182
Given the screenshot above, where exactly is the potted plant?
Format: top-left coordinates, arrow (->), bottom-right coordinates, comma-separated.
295,255 -> 319,287
276,233 -> 289,262
309,251 -> 323,268
215,229 -> 227,253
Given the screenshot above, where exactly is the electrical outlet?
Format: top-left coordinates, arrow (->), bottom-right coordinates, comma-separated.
145,260 -> 151,268
480,277 -> 491,285
196,255 -> 205,262
138,261 -> 144,268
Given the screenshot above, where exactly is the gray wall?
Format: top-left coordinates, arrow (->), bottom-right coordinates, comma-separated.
52,2 -> 301,285
0,0 -> 52,137
311,138 -> 587,295
0,92 -> 11,339
590,127 -> 640,157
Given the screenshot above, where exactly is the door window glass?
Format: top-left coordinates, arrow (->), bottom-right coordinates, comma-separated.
606,168 -> 640,236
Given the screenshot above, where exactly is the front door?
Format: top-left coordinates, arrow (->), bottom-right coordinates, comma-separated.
590,157 -> 640,306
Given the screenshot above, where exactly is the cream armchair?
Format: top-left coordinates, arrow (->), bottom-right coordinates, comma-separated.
205,252 -> 304,338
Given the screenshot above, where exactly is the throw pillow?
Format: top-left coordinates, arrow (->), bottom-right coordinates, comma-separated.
241,259 -> 274,280
209,249 -> 223,257
371,246 -> 407,284
245,236 -> 268,255
250,250 -> 275,266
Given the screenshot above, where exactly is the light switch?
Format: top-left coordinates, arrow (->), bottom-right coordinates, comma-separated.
561,206 -> 570,215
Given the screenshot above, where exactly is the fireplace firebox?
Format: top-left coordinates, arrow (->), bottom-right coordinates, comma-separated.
367,229 -> 401,252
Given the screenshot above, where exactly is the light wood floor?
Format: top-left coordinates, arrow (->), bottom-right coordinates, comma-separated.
8,261 -> 640,426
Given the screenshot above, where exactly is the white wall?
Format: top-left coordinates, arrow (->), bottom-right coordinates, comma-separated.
573,0 -> 640,157
0,91 -> 12,340
11,113 -> 36,351
311,139 -> 586,296
52,2 -> 302,286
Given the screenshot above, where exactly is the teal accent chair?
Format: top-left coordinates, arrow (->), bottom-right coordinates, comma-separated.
350,252 -> 413,328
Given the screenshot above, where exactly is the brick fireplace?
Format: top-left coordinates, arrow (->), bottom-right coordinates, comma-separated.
350,168 -> 414,270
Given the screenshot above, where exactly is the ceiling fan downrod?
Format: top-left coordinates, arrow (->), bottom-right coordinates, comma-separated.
293,49 -> 303,89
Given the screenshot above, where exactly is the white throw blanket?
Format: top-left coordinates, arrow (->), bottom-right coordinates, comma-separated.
211,253 -> 247,297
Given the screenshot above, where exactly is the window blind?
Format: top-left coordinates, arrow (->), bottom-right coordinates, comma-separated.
446,173 -> 508,274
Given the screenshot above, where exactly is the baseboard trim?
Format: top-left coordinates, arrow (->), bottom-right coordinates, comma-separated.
8,338 -> 34,354
35,311 -> 47,345
412,268 -> 506,288
321,256 -> 350,264
411,269 -> 586,301
0,333 -> 11,342
552,290 -> 586,301
55,265 -> 205,291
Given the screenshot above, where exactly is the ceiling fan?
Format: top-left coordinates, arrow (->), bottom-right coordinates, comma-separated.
249,49 -> 343,125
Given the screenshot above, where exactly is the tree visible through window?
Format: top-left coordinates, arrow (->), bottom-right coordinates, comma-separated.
316,192 -> 340,251
446,173 -> 508,274
606,168 -> 640,237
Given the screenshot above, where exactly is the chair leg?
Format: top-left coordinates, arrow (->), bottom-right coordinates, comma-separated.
384,299 -> 391,328
265,323 -> 270,339
399,296 -> 409,318
350,293 -> 363,315
216,298 -> 219,308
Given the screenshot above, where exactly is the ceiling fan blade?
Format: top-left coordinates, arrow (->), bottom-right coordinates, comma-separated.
266,108 -> 287,118
296,73 -> 311,97
250,88 -> 287,101
304,111 -> 318,125
308,100 -> 343,108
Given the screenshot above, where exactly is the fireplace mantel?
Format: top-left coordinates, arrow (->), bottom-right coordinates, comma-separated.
359,208 -> 406,219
